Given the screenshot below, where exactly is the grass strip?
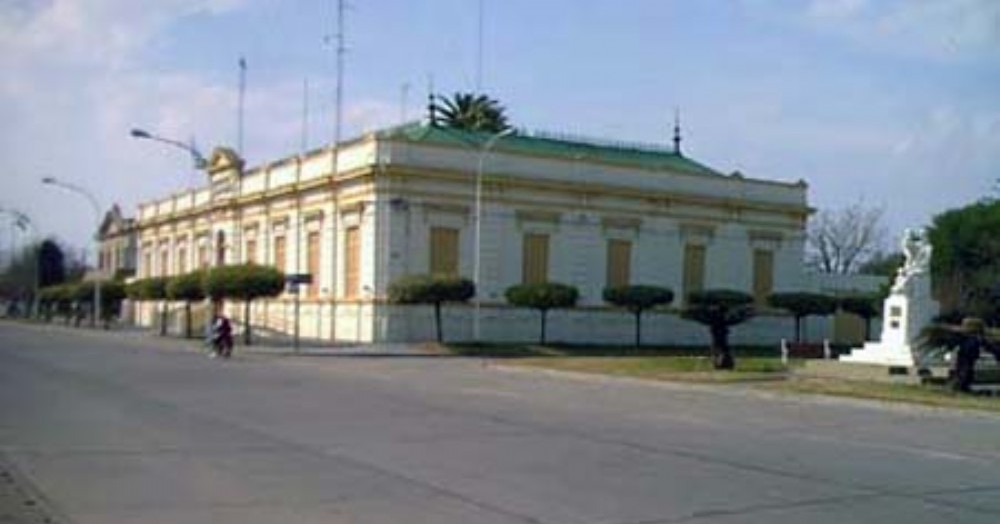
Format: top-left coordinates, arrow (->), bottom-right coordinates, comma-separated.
505,357 -> 792,383
756,378 -> 1000,413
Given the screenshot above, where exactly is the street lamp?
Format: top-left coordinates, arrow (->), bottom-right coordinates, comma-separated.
41,177 -> 103,326
130,128 -> 209,170
473,128 -> 515,342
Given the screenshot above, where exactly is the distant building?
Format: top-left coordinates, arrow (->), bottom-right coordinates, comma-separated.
97,204 -> 138,279
131,122 -> 864,344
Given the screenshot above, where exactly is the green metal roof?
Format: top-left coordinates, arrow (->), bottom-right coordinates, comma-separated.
376,122 -> 724,177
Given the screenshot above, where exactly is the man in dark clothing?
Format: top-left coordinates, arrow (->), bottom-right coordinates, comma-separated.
953,318 -> 985,393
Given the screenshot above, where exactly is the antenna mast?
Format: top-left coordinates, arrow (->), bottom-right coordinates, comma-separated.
238,56 -> 246,158
301,78 -> 309,152
476,0 -> 484,92
334,0 -> 346,150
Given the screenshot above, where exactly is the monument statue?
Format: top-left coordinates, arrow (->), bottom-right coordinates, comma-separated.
890,228 -> 932,295
841,228 -> 939,367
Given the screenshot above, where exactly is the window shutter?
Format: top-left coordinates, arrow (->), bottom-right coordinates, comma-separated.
606,239 -> 631,288
683,244 -> 706,300
307,231 -> 320,297
345,226 -> 361,298
430,227 -> 459,277
522,233 -> 550,284
273,236 -> 286,274
753,249 -> 774,306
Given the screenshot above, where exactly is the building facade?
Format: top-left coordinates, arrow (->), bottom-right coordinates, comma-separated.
97,204 -> 138,278
132,122 -> 841,344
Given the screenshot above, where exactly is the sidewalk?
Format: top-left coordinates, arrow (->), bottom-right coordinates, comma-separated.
1,319 -> 443,358
0,452 -> 64,524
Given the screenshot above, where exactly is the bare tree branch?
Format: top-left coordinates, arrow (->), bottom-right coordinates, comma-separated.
807,203 -> 886,274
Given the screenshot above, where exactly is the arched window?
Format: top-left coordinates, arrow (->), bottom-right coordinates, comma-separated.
215,231 -> 226,266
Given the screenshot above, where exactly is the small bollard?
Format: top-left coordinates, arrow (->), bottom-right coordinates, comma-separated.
823,339 -> 831,360
780,338 -> 789,365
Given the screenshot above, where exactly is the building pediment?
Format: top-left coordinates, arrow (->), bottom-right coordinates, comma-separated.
208,147 -> 244,175
99,204 -> 127,238
207,147 -> 244,200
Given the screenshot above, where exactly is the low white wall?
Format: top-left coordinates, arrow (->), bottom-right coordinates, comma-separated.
131,300 -> 862,347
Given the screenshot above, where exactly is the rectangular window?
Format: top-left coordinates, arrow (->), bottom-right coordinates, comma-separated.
198,243 -> 209,269
752,249 -> 774,306
606,239 -> 632,288
344,226 -> 361,298
177,247 -> 187,275
683,244 -> 706,301
273,236 -> 286,274
522,233 -> 550,284
143,252 -> 152,278
307,231 -> 320,297
245,239 -> 257,265
429,227 -> 459,277
160,250 -> 170,277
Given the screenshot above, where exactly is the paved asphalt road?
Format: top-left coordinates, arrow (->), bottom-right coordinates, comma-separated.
1,322 -> 999,524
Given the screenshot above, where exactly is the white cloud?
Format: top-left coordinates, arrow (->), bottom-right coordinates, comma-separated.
807,0 -> 867,20
0,0 -> 398,257
745,0 -> 1000,60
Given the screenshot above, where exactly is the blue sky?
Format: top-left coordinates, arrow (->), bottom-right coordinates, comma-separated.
1,0 -> 998,263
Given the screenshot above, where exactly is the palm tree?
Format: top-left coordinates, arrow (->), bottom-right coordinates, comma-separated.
433,92 -> 510,133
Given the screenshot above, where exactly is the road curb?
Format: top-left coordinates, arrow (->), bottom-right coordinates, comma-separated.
488,361 -> 1000,420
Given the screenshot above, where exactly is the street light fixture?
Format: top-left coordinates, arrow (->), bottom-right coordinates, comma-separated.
473,128 -> 515,342
130,128 -> 209,170
41,177 -> 103,326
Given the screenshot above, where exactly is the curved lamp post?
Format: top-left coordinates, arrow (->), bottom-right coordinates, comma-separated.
473,128 -> 515,342
130,128 -> 208,170
41,177 -> 103,326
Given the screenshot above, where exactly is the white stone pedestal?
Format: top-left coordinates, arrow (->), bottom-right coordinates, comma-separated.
840,274 -> 938,366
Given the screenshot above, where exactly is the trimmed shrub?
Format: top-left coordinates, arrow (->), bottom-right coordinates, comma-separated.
166,271 -> 207,339
603,285 -> 674,348
126,277 -> 169,335
505,282 -> 579,344
388,274 -> 475,343
204,264 -> 284,344
682,289 -> 755,370
839,294 -> 880,340
768,292 -> 838,343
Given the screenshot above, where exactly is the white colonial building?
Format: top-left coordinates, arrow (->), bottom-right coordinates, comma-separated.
132,122 -> 878,345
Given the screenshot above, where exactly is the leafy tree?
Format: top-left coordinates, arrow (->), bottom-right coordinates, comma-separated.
100,281 -> 126,324
928,199 -> 1000,324
857,251 -> 904,277
838,294 -> 880,340
681,289 -> 755,370
505,282 -> 579,344
71,280 -> 125,328
166,271 -> 207,339
38,239 -> 67,288
39,284 -> 73,323
603,285 -> 674,348
126,277 -> 169,335
204,264 -> 284,345
388,274 -> 475,343
433,92 -> 511,133
767,292 -> 838,343
0,245 -> 37,314
807,203 -> 886,274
